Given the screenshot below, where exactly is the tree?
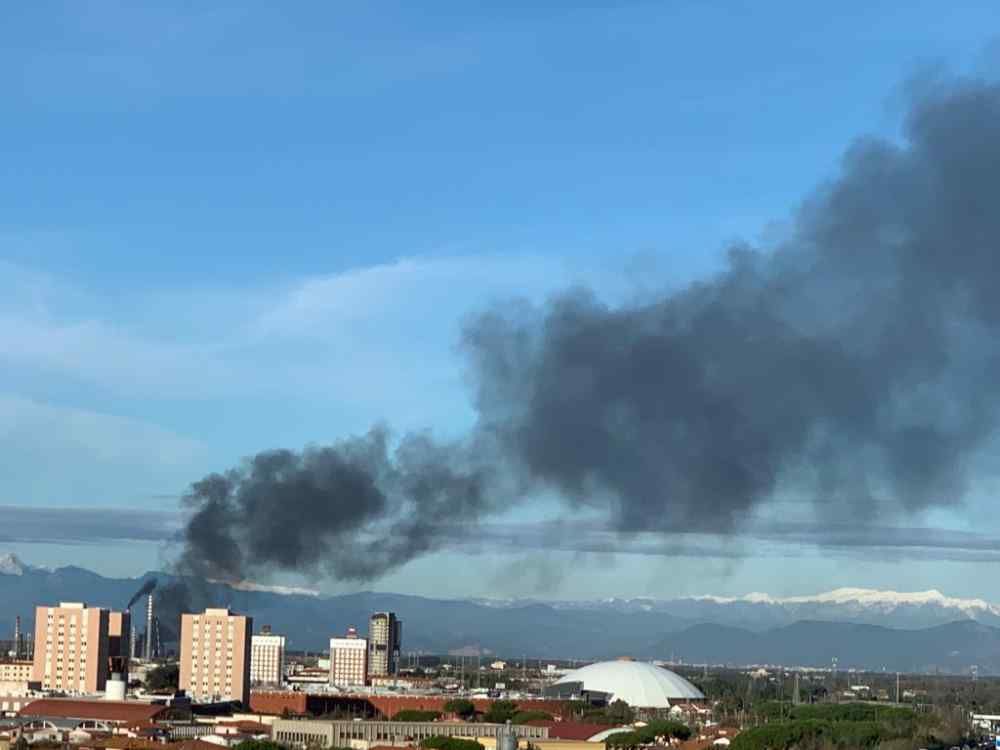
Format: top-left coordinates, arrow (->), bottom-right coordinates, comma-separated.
605,720 -> 691,749
483,700 -> 519,724
444,699 -> 476,719
145,663 -> 179,692
234,742 -> 287,750
605,700 -> 634,725
420,738 -> 484,750
569,699 -> 635,726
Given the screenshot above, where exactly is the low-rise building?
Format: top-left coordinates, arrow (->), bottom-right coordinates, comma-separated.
0,662 -> 33,683
273,719 -> 548,749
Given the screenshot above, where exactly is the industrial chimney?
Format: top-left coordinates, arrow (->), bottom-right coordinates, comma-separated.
144,593 -> 154,661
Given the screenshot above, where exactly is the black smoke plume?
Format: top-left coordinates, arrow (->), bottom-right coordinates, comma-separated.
178,429 -> 500,582
126,578 -> 157,611
178,75 -> 1000,583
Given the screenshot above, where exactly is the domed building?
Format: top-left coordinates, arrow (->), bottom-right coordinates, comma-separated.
546,658 -> 704,709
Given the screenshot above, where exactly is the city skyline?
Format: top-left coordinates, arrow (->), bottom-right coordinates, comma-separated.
4,2 -> 1000,601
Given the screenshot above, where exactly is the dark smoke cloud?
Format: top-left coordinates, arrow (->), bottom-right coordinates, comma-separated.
178,427 -> 499,582
126,578 -> 156,610
466,76 -> 1000,533
178,76 -> 1000,583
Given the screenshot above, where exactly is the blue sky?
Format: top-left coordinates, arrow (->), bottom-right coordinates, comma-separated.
3,1 -> 1000,600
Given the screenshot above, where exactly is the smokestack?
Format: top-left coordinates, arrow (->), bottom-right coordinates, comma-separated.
144,593 -> 154,661
126,579 -> 157,611
13,616 -> 20,660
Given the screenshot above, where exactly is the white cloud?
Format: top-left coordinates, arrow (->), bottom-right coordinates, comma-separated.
0,394 -> 205,506
0,253 -> 632,408
255,253 -> 606,337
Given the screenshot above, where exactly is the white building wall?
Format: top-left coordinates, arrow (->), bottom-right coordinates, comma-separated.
329,637 -> 367,687
251,634 -> 286,685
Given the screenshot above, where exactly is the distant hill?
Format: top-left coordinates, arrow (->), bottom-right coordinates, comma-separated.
0,553 -> 688,658
3,552 -> 1000,673
650,619 -> 1000,673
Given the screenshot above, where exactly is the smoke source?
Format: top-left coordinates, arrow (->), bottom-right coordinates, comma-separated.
126,578 -> 156,610
178,75 -> 1000,583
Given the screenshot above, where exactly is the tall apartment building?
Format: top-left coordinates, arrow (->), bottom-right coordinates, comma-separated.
329,627 -> 367,687
250,627 -> 286,686
31,602 -> 111,694
179,608 -> 253,704
367,612 -> 401,677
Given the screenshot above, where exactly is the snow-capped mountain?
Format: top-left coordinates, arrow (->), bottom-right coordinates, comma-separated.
5,552 -> 1000,670
691,587 -> 1000,618
0,552 -> 27,576
471,588 -> 1000,630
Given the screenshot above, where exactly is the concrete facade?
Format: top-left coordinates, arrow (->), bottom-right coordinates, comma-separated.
0,661 -> 33,682
272,719 -> 548,749
367,613 -> 400,677
107,611 -> 131,683
250,633 -> 285,686
179,608 -> 253,705
329,629 -> 367,687
31,603 -> 111,694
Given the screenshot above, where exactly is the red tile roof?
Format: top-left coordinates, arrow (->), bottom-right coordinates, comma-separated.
19,699 -> 168,723
86,739 -> 220,750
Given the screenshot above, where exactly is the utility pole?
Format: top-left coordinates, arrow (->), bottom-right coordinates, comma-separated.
830,657 -> 838,700
895,672 -> 900,704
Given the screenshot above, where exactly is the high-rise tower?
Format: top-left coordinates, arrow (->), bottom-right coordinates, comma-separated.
367,612 -> 401,677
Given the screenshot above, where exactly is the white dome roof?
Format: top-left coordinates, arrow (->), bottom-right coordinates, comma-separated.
554,660 -> 704,708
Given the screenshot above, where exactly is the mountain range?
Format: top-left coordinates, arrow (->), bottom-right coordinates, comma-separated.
2,552 -> 999,674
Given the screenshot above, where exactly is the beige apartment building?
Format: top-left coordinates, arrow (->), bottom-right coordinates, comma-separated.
179,608 -> 253,704
329,627 -> 367,687
250,628 -> 286,686
31,603 -> 111,694
0,661 -> 33,682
